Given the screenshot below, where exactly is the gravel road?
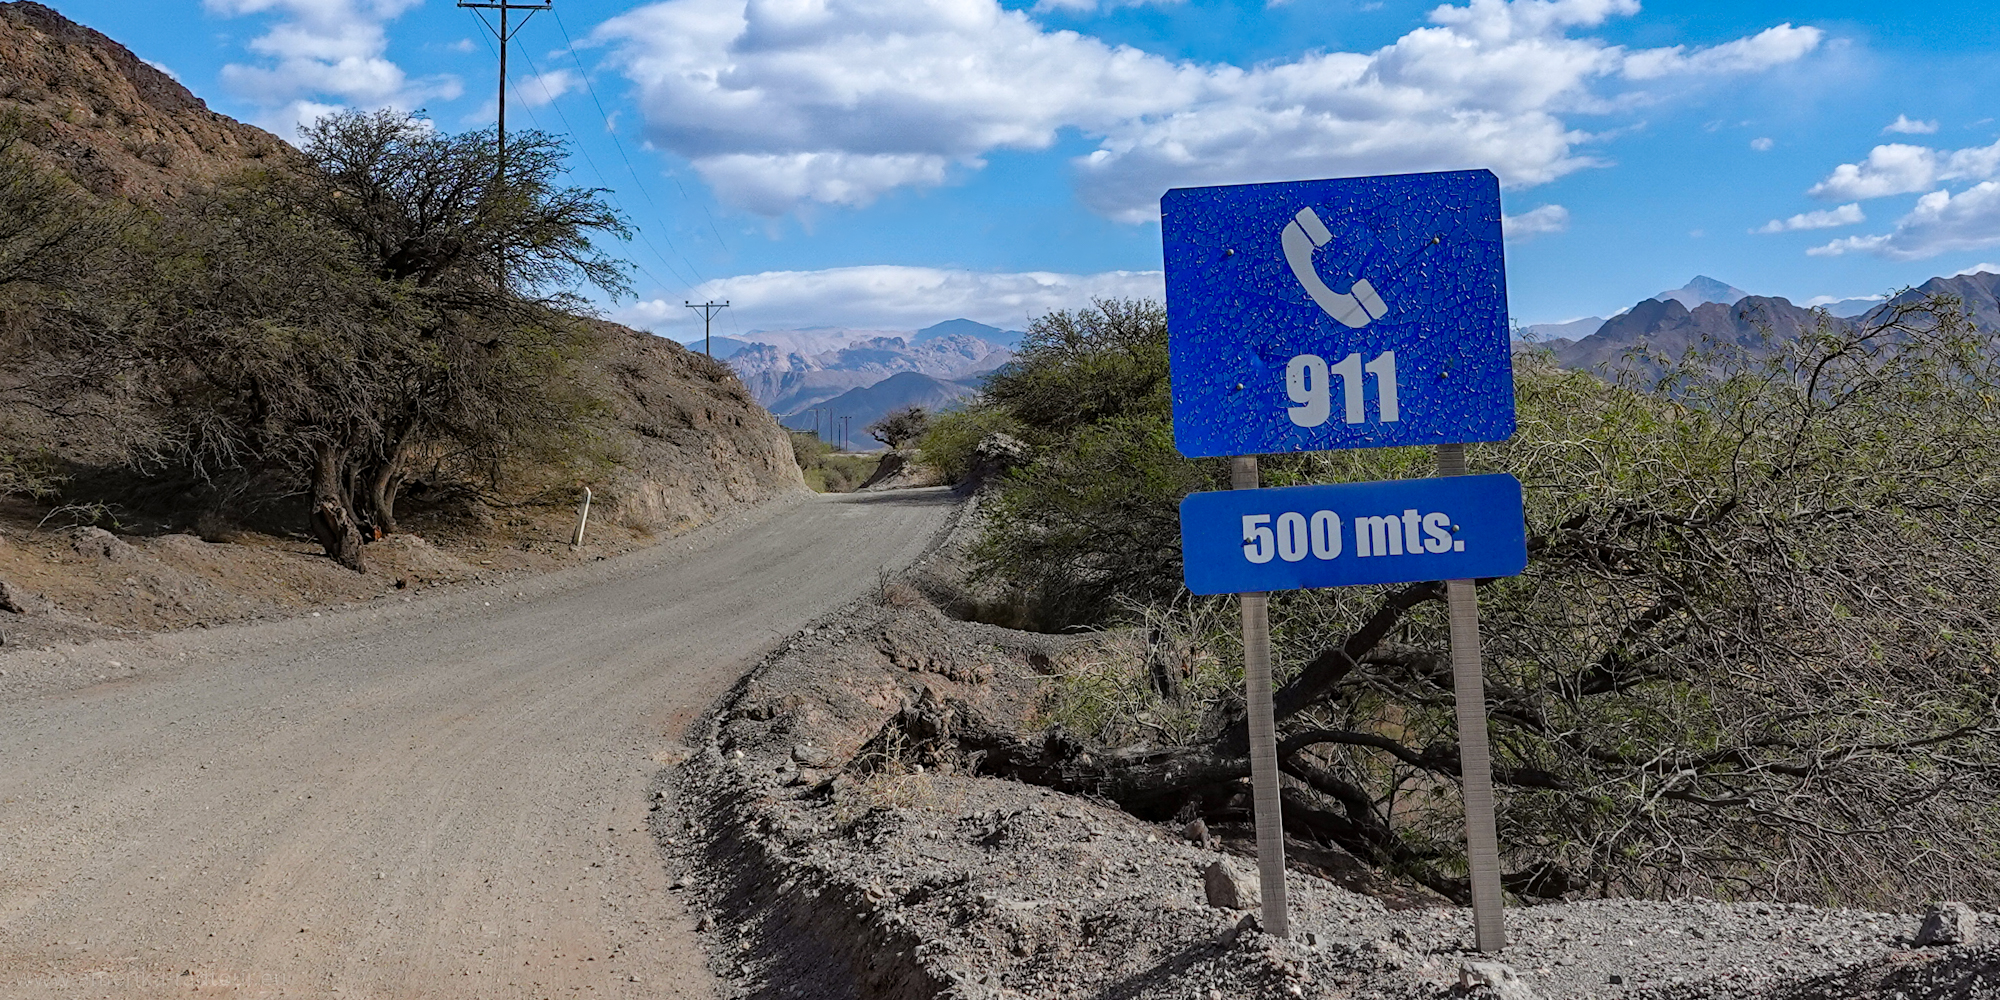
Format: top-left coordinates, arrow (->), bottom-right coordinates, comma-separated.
0,488 -> 960,999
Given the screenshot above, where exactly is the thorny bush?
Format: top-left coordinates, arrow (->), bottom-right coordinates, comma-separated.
978,296 -> 2000,909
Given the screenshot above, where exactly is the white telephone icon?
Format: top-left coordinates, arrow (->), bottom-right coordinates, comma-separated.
1281,206 -> 1388,329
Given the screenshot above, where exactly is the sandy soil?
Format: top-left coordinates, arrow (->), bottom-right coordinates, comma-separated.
0,487 -> 960,999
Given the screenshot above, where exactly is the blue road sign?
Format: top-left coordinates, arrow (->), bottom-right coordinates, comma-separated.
1162,170 -> 1515,457
1179,475 -> 1526,595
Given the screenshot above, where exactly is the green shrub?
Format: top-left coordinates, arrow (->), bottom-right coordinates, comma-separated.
789,429 -> 880,493
916,404 -> 1020,482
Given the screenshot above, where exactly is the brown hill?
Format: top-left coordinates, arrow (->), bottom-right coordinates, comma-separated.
1551,295 -> 1828,372
1548,272 -> 2000,374
0,2 -> 803,643
0,1 -> 299,203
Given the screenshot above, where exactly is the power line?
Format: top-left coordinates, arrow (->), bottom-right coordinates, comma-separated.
551,8 -> 731,258
510,44 -> 703,292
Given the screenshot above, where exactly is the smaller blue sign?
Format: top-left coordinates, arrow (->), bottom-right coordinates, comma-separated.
1179,475 -> 1526,595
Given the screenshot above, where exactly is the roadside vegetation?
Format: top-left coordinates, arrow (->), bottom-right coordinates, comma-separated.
930,295 -> 2000,910
789,430 -> 881,493
864,405 -> 932,450
0,110 -> 637,570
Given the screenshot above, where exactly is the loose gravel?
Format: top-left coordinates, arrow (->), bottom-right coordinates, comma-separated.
670,594 -> 2000,999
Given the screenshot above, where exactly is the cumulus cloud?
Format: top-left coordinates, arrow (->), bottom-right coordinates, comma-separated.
1884,114 -> 1938,135
1808,183 -> 2000,260
1754,202 -> 1862,233
1808,138 -> 2000,201
1502,204 -> 1568,239
517,69 -> 582,108
1750,136 -> 1774,152
1032,0 -> 1184,13
1619,23 -> 1822,79
1955,262 -> 2000,276
596,0 -> 1824,219
608,266 -> 1165,333
207,0 -> 460,136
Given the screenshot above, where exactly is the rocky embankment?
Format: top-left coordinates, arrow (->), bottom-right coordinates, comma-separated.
659,511 -> 2000,999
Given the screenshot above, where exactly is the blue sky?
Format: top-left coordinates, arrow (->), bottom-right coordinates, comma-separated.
48,0 -> 2000,339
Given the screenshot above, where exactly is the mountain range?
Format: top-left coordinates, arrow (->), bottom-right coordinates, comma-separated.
1531,270 -> 2000,373
710,319 -> 1022,449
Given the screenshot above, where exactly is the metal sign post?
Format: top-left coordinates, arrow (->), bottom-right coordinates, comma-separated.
1438,443 -> 1506,952
1163,169 -> 1519,949
1231,456 -> 1290,937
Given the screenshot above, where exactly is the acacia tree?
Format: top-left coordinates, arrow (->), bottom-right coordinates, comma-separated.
0,126 -> 142,496
906,296 -> 2000,908
865,405 -> 932,449
113,180 -> 419,568
290,111 -> 630,548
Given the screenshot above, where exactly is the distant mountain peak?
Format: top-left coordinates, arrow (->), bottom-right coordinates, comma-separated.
1654,276 -> 1751,310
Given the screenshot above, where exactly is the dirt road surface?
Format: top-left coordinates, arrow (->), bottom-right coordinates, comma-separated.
0,488 -> 959,999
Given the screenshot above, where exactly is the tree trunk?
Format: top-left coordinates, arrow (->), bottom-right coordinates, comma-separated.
365,435 -> 413,537
308,443 -> 366,572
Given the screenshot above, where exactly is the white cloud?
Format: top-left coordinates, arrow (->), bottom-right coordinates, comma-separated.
1750,136 -> 1774,152
144,59 -> 182,82
206,0 -> 460,136
1803,292 -> 1881,307
1808,137 -> 2000,201
1619,23 -> 1822,80
1754,202 -> 1862,233
597,0 -> 1823,219
517,69 -> 581,108
1883,114 -> 1938,135
1955,262 -> 2000,276
608,266 -> 1165,333
1502,204 -> 1568,239
1032,0 -> 1184,13
1807,183 -> 2000,260
1807,144 -> 1938,201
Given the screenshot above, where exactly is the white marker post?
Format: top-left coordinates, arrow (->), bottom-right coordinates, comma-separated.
1232,455 -> 1290,938
1437,443 -> 1505,951
571,486 -> 593,548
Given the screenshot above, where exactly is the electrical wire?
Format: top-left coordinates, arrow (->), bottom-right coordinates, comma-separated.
513,44 -> 703,292
551,8 -> 731,258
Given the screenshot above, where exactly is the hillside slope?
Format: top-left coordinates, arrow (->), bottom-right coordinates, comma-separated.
0,1 -> 298,203
584,320 -> 803,532
0,3 -> 802,642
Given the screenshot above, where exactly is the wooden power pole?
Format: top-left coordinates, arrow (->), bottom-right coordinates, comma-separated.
458,0 -> 552,184
685,301 -> 731,356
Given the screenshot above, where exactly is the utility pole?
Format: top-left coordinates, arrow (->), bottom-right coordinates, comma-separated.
460,0 -> 551,287
459,0 -> 552,181
685,300 -> 731,356
839,415 -> 851,452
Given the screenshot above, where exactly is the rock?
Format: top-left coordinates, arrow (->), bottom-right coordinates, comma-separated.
1203,859 -> 1259,910
792,744 -> 832,767
964,432 -> 1031,486
69,527 -> 136,561
0,578 -> 48,615
1182,817 -> 1211,848
1215,911 -> 1261,946
1915,902 -> 1978,947
1460,960 -> 1539,1000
